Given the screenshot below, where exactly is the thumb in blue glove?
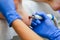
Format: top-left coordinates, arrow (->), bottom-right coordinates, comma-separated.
31,12 -> 60,40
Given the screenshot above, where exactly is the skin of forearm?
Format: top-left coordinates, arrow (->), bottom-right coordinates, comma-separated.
15,0 -> 32,26
17,8 -> 32,26
0,13 -> 5,19
13,0 -> 44,40
12,19 -> 44,40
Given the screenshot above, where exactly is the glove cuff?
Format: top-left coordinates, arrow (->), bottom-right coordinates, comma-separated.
49,29 -> 60,40
5,11 -> 22,27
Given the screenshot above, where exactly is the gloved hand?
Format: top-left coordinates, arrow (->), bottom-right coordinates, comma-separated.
0,0 -> 21,26
31,12 -> 60,40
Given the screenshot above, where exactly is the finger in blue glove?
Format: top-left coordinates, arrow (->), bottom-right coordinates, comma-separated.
31,12 -> 60,40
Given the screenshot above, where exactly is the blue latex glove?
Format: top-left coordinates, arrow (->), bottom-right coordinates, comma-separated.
31,12 -> 60,40
0,0 -> 21,26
